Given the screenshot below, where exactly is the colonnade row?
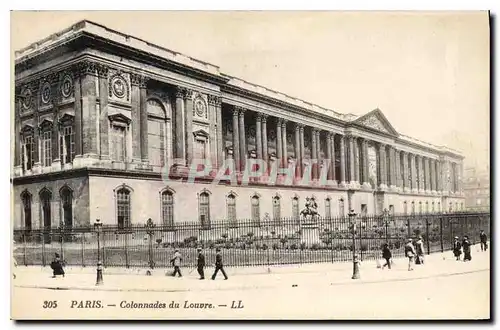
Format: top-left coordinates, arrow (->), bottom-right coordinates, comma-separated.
222,106 -> 462,194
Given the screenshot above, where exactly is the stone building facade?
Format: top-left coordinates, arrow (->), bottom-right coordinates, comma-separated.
13,20 -> 465,230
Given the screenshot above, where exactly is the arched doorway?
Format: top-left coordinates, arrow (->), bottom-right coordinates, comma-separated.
39,188 -> 52,243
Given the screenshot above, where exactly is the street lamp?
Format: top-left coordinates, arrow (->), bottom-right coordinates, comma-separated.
145,218 -> 156,270
94,218 -> 103,285
383,208 -> 390,243
348,209 -> 360,279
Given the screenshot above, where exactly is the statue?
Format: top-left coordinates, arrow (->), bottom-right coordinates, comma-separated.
300,197 -> 320,222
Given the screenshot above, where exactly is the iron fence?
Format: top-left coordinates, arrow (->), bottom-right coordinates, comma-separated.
13,211 -> 490,269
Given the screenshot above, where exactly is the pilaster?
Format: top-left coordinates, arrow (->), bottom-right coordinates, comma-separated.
79,60 -> 99,165
97,64 -> 110,162
174,87 -> 186,166
339,134 -> 347,187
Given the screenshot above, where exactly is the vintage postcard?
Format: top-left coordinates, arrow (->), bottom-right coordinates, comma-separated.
10,11 -> 490,320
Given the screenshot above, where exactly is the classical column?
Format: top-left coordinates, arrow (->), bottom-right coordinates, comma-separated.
174,87 -> 186,165
50,74 -> 61,170
215,97 -> 223,168
436,159 -> 442,193
326,133 -> 333,180
362,139 -> 370,187
348,136 -> 355,185
429,158 -> 436,193
130,74 -> 142,162
232,107 -> 240,172
207,95 -> 217,166
339,135 -> 346,186
281,119 -> 288,167
294,123 -> 301,178
97,64 -> 109,161
79,60 -> 98,160
256,113 -> 263,161
139,77 -> 149,163
184,89 -> 194,166
378,143 -> 387,189
73,69 -> 83,163
311,128 -> 318,179
299,124 -> 305,177
418,155 -> 425,193
331,133 -> 337,183
353,136 -> 360,184
237,107 -> 246,171
14,86 -> 21,173
402,151 -> 409,191
410,153 -> 417,192
276,118 -> 283,169
394,149 -> 401,189
32,81 -> 41,173
315,129 -> 321,179
425,157 -> 431,192
387,146 -> 396,189
262,115 -> 268,166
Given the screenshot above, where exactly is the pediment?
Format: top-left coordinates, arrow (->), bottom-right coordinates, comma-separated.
108,113 -> 131,124
352,108 -> 399,136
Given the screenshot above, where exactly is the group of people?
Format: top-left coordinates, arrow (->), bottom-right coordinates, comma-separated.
452,230 -> 488,262
170,247 -> 228,280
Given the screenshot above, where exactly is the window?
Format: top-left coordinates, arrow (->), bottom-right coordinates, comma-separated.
251,195 -> 260,225
199,191 -> 211,229
292,196 -> 299,222
21,190 -> 32,230
227,193 -> 237,225
272,195 -> 281,221
111,125 -> 127,162
411,201 -> 415,215
41,130 -> 52,167
161,190 -> 174,228
60,118 -> 75,165
461,203 -> 464,210
339,198 -> 345,217
21,126 -> 35,171
389,205 -> 394,216
193,130 -> 210,161
425,201 -> 429,214
432,202 -> 435,213
361,204 -> 368,217
39,188 -> 52,230
60,186 -> 73,228
403,201 -> 408,215
437,202 -> 441,212
148,99 -> 169,167
325,198 -> 332,219
116,188 -> 131,229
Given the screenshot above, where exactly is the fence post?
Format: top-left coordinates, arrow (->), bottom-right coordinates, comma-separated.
60,226 -> 64,262
145,218 -> 156,269
125,233 -> 129,268
41,231 -> 46,267
425,218 -> 430,255
81,232 -> 85,267
407,216 -> 411,238
440,215 -> 444,253
23,232 -> 27,266
359,222 -> 363,261
102,230 -> 107,267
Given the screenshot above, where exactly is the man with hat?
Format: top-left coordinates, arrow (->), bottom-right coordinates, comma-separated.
50,253 -> 65,278
196,247 -> 205,280
462,235 -> 472,262
415,235 -> 425,265
453,236 -> 462,261
170,248 -> 182,277
479,230 -> 488,252
404,238 -> 416,271
211,248 -> 228,280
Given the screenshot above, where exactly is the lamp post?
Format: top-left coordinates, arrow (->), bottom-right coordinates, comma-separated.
145,218 -> 156,270
94,218 -> 103,285
348,209 -> 360,279
383,208 -> 390,243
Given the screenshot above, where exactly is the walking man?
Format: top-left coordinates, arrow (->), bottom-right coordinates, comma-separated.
480,230 -> 488,251
197,247 -> 205,280
211,248 -> 228,280
415,235 -> 425,265
405,238 -> 416,271
171,248 -> 182,277
381,243 -> 392,270
453,236 -> 462,261
462,235 -> 472,262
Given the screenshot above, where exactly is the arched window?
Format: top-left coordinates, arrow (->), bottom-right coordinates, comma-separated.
325,198 -> 332,219
292,196 -> 299,221
432,201 -> 435,213
403,201 -> 408,215
20,126 -> 34,171
109,114 -> 130,162
147,98 -> 172,168
251,195 -> 260,225
199,190 -> 211,229
39,188 -> 52,230
449,202 -> 453,213
21,190 -> 32,230
425,201 -> 429,214
339,198 -> 345,217
272,195 -> 281,221
60,186 -> 73,228
161,189 -> 174,228
438,202 -> 441,212
116,187 -> 131,229
227,193 -> 237,225
411,201 -> 415,215
419,201 -> 423,214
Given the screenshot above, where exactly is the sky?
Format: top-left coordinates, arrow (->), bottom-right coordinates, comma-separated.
10,11 -> 490,170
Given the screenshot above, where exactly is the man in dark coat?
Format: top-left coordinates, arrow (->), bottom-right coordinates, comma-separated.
381,243 -> 392,269
462,235 -> 472,262
197,247 -> 205,280
211,248 -> 228,280
480,230 -> 488,251
50,253 -> 65,278
453,236 -> 462,261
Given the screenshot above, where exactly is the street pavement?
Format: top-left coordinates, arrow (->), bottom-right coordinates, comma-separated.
12,245 -> 490,293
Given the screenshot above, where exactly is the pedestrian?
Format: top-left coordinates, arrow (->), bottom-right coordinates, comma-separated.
404,238 -> 416,271
415,235 -> 425,265
381,243 -> 392,269
453,236 -> 462,261
50,253 -> 65,278
211,248 -> 228,280
170,248 -> 182,277
479,230 -> 488,251
462,235 -> 472,262
197,247 -> 205,280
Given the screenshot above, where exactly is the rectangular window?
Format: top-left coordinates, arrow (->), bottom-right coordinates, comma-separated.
272,198 -> 281,221
22,135 -> 34,171
325,199 -> 331,219
117,191 -> 131,229
148,119 -> 165,167
389,205 -> 394,216
227,196 -> 237,226
339,199 -> 345,217
60,125 -> 75,164
199,193 -> 211,229
195,139 -> 207,160
111,126 -> 126,162
361,204 -> 368,216
41,130 -> 52,167
162,192 -> 174,229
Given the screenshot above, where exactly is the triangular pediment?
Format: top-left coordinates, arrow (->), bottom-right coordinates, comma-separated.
352,108 -> 399,136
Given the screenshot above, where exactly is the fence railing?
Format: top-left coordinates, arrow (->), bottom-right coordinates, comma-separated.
13,211 -> 490,269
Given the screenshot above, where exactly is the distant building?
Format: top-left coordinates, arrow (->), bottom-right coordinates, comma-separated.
464,166 -> 490,210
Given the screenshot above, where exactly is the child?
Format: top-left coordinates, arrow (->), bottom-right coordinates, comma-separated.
381,243 -> 392,270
